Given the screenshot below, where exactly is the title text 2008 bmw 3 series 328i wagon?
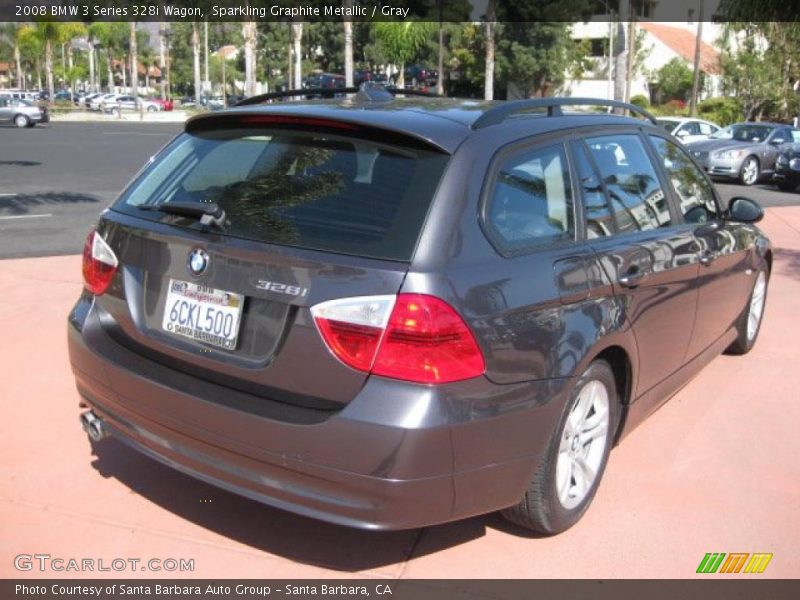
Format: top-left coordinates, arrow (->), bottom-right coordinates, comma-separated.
68,89 -> 771,535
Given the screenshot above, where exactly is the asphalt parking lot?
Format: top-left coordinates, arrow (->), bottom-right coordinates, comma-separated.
1,122 -> 800,579
0,122 -> 182,258
1,121 -> 800,259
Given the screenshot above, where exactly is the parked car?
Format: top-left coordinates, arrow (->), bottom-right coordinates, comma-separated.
82,92 -> 103,108
146,97 -> 174,111
0,96 -> 48,127
656,117 -> 720,144
90,93 -> 116,110
404,64 -> 438,86
103,95 -> 162,114
302,72 -> 346,90
685,122 -> 799,185
774,142 -> 800,192
70,92 -> 771,535
53,91 -> 79,104
1,88 -> 40,102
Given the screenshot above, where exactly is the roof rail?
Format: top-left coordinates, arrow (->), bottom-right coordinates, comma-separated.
471,97 -> 657,129
234,83 -> 441,107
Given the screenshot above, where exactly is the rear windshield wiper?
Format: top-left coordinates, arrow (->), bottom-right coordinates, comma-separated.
138,201 -> 226,228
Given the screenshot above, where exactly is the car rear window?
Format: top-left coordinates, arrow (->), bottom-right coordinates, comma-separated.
114,127 -> 450,261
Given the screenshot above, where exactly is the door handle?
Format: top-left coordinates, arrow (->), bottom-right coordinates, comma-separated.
698,250 -> 716,266
618,269 -> 648,288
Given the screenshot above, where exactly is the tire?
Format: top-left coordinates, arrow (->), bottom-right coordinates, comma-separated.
501,359 -> 620,534
147,105 -> 156,112
14,114 -> 30,128
739,156 -> 760,186
725,265 -> 769,355
776,180 -> 798,192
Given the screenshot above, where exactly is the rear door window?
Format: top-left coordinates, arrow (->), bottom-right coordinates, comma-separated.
585,134 -> 672,233
115,128 -> 449,262
485,143 -> 575,252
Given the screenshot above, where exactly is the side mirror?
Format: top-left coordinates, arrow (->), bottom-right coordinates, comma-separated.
728,197 -> 764,223
770,137 -> 785,145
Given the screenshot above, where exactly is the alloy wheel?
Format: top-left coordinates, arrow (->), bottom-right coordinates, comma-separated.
556,379 -> 610,510
747,271 -> 767,341
742,158 -> 759,185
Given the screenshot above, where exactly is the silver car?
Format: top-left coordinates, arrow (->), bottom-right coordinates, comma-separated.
0,96 -> 48,128
685,122 -> 799,185
103,95 -> 162,114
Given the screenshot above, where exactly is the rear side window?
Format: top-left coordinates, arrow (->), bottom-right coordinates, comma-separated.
115,128 -> 449,261
585,134 -> 671,233
648,135 -> 718,223
485,143 -> 574,252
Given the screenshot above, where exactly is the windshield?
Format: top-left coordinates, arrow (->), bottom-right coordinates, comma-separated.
115,127 -> 449,261
710,124 -> 775,142
658,119 -> 680,132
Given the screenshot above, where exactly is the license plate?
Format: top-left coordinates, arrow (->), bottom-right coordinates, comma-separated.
161,279 -> 244,350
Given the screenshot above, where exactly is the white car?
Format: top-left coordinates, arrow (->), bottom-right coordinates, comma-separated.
90,93 -> 117,111
657,117 -> 721,144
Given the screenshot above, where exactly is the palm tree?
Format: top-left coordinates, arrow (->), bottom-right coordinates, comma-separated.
484,0 -> 496,100
192,22 -> 202,101
242,20 -> 257,97
292,22 -> 303,89
343,0 -> 354,87
16,25 -> 42,90
90,22 -> 126,92
374,22 -> 434,88
1,24 -> 24,89
129,22 -> 139,98
33,21 -> 60,100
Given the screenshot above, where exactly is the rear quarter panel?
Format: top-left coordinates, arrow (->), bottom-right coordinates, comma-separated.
406,123 -> 640,389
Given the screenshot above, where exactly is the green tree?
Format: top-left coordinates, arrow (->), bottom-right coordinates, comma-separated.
654,58 -> 694,102
89,22 -> 128,92
496,22 -> 587,98
374,22 -> 436,87
719,22 -> 800,120
16,25 -> 43,89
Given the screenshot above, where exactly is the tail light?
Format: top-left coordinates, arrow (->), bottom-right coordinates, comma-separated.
82,230 -> 118,295
311,294 -> 485,384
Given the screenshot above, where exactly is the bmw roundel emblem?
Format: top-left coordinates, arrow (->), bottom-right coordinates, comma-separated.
188,248 -> 209,275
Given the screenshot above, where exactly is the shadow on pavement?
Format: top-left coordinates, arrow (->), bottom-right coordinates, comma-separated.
0,160 -> 41,167
89,437 -> 492,572
774,247 -> 800,281
0,191 -> 100,215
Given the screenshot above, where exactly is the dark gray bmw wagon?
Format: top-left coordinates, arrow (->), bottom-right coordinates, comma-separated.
68,88 -> 771,534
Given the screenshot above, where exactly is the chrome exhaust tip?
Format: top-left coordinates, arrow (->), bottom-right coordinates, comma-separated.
80,410 -> 109,442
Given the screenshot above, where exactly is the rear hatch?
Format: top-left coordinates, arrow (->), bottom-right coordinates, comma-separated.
94,112 -> 450,411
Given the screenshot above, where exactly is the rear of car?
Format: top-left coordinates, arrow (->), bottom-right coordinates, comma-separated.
0,96 -> 47,127
68,110 -> 550,528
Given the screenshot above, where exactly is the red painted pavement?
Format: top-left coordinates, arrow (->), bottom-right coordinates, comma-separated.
1,208 -> 799,579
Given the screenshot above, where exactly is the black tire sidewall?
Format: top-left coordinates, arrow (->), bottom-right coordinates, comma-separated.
539,360 -> 620,533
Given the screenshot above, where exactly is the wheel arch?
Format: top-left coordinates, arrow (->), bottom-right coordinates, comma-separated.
587,344 -> 635,445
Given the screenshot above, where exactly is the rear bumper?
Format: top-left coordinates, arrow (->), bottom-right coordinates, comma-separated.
68,296 -> 570,530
